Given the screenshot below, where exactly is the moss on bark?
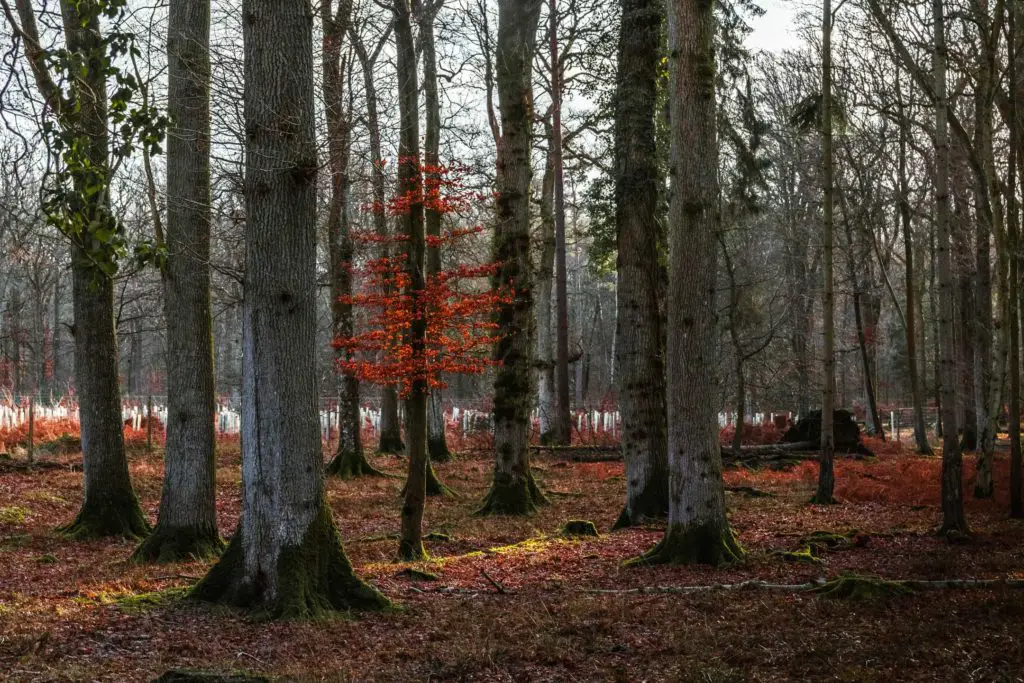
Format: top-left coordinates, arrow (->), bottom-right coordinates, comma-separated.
477,469 -> 548,516
625,521 -> 744,568
611,486 -> 669,530
428,436 -> 453,463
326,449 -> 384,479
132,523 -> 224,564
191,505 -> 390,619
812,574 -> 913,600
397,537 -> 428,561
59,493 -> 151,540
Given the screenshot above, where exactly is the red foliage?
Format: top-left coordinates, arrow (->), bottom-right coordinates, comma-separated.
718,421 -> 782,446
335,161 -> 510,396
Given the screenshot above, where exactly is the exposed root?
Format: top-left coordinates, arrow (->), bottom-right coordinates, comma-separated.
59,494 -> 151,540
132,524 -> 224,564
326,449 -> 385,479
476,470 -> 548,516
625,522 -> 744,568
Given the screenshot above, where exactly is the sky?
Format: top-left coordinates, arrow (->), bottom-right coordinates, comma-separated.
746,0 -> 806,53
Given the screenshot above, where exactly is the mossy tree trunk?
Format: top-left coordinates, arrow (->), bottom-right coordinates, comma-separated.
612,0 -> 668,529
135,0 -> 222,563
192,0 -> 386,617
479,0 -> 547,516
629,0 -> 741,565
1010,2 -> 1023,518
7,0 -> 150,539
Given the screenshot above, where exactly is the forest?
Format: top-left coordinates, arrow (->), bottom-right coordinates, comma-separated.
0,0 -> 1022,680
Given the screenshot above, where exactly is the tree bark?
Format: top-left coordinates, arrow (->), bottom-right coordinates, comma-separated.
394,0 -> 428,561
815,0 -> 837,505
611,0 -> 668,529
134,0 -> 222,563
933,0 -> 967,535
536,117 -> 557,443
1009,0 -> 1023,518
629,0 -> 741,566
322,0 -> 380,480
896,71 -> 933,455
550,0 -> 572,446
193,0 -> 386,617
417,0 -> 454,465
479,0 -> 547,516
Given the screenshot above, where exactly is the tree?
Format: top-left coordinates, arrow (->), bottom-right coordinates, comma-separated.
611,0 -> 668,528
192,0 -> 387,617
323,0 -> 380,479
932,0 -> 967,535
629,0 -> 742,565
133,0 -> 222,562
814,0 -> 837,505
1,0 -> 150,538
479,0 -> 548,515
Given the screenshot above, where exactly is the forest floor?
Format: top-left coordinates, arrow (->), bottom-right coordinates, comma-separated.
1,438 -> 1023,682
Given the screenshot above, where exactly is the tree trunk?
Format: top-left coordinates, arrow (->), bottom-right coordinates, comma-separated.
193,0 -> 387,617
844,217 -> 884,441
611,0 -> 668,529
42,1 -> 149,539
536,118 -> 557,444
933,0 -> 967,536
418,0 -> 454,466
630,0 -> 741,566
350,23 -> 404,456
479,0 -> 547,516
896,73 -> 933,455
322,0 -> 379,480
134,0 -> 221,563
815,0 -> 837,505
394,0 -> 428,561
550,0 -> 572,446
1009,1 -> 1023,518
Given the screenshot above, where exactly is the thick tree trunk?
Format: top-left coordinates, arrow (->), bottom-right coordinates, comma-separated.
394,0 -> 428,561
50,2 -> 148,540
630,0 -> 741,566
193,0 -> 386,617
479,0 -> 547,516
815,0 -> 837,505
134,0 -> 221,563
322,0 -> 379,480
612,0 -> 668,529
933,0 -> 967,536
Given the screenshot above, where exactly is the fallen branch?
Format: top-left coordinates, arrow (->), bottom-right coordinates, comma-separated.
480,569 -> 508,594
579,577 -> 1024,596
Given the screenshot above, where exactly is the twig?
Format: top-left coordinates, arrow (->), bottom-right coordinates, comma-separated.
579,577 -> 1024,595
480,569 -> 508,594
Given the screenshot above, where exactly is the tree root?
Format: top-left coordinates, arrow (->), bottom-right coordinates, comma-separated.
476,470 -> 548,516
581,576 -> 1024,596
59,494 -> 151,540
326,449 -> 385,479
625,522 -> 744,568
132,524 -> 224,564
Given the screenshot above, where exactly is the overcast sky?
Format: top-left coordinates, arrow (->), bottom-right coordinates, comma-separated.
747,0 -> 805,53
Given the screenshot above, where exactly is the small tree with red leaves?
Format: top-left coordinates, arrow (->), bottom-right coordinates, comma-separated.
333,163 -> 508,397
333,158 -> 509,559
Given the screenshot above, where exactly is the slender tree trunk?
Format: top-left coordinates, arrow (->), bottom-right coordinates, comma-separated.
815,0 -> 837,505
351,24 -> 404,456
550,0 -> 572,445
844,217 -> 884,441
323,0 -> 379,480
536,119 -> 557,443
612,0 -> 668,529
479,0 -> 547,516
393,0 -> 429,560
933,0 -> 967,535
193,0 -> 387,617
418,0 -> 454,466
134,0 -> 221,561
896,75 -> 933,454
630,0 -> 741,566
